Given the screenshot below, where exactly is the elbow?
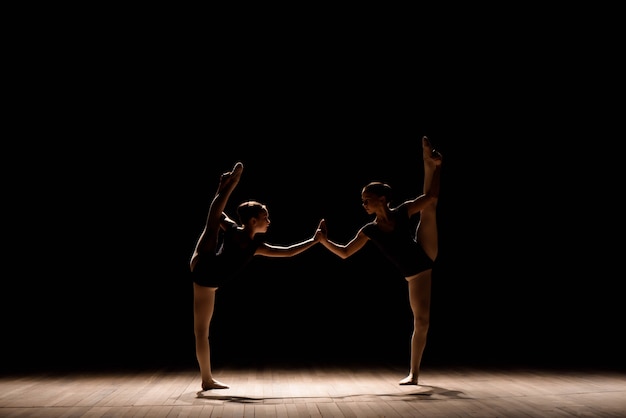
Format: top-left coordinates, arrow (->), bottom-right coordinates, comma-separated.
336,249 -> 351,259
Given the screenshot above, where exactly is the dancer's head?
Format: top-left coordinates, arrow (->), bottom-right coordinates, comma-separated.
361,182 -> 392,214
237,201 -> 270,232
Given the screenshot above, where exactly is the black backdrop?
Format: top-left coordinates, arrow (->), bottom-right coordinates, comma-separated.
3,29 -> 623,375
5,122 -> 622,374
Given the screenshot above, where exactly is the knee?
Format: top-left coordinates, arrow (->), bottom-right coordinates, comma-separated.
414,315 -> 430,331
194,326 -> 210,340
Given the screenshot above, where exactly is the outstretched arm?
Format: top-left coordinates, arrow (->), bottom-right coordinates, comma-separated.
319,219 -> 369,259
255,219 -> 324,257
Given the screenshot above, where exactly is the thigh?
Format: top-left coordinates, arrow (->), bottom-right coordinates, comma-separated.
407,270 -> 432,316
193,283 -> 217,330
416,208 -> 438,261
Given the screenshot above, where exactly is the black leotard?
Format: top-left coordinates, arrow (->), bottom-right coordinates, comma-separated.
191,223 -> 264,288
361,204 -> 434,277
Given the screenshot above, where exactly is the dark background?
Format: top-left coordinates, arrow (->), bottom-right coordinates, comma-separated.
3,18 -> 623,375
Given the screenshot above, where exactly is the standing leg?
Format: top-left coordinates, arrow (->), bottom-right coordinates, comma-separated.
193,284 -> 228,390
399,271 -> 432,385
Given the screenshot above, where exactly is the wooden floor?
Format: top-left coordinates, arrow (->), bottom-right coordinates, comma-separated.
1,364 -> 625,417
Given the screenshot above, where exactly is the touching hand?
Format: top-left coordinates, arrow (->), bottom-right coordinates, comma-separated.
316,219 -> 327,242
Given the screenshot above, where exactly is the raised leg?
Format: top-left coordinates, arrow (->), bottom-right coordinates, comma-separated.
191,162 -> 243,268
416,137 -> 441,261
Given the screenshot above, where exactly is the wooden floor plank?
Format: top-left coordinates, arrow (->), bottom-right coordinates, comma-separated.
0,366 -> 624,417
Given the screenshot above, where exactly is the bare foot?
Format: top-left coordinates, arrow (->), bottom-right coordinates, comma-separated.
399,374 -> 418,385
217,162 -> 243,193
422,136 -> 442,168
202,379 -> 230,390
